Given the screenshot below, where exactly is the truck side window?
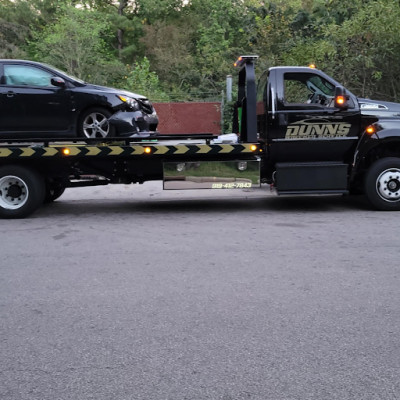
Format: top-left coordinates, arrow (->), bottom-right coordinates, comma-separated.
284,79 -> 311,104
283,72 -> 341,109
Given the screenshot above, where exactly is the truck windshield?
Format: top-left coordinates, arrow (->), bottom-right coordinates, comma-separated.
308,76 -> 335,96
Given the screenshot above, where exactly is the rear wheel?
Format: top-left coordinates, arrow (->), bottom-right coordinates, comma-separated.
78,107 -> 115,139
365,157 -> 400,210
0,166 -> 45,218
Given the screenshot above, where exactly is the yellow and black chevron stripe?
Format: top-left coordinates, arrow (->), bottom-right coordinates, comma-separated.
0,143 -> 259,158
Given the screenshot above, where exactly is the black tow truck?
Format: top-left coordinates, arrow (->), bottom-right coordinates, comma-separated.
1,55 -> 400,218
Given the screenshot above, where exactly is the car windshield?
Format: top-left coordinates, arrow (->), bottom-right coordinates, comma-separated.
43,63 -> 85,84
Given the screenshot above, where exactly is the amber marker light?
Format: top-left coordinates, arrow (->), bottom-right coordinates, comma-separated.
308,63 -> 316,69
62,148 -> 71,156
144,147 -> 152,154
366,125 -> 376,135
250,144 -> 258,152
234,56 -> 243,67
336,96 -> 346,105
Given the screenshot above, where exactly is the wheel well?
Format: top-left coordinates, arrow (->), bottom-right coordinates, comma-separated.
0,160 -> 69,186
76,105 -> 116,138
77,105 -> 114,122
362,143 -> 400,168
352,142 -> 400,191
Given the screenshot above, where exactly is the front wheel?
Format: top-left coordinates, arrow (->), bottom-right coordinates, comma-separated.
0,166 -> 45,218
365,157 -> 400,210
78,107 -> 115,139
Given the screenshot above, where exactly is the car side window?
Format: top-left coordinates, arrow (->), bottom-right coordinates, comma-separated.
4,65 -> 55,87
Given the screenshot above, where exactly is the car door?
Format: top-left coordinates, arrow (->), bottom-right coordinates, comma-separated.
0,62 -> 73,135
267,70 -> 361,164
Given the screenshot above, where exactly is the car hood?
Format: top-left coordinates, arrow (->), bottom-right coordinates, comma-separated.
81,83 -> 147,100
359,98 -> 400,119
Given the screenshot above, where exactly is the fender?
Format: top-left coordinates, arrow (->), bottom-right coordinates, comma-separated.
353,119 -> 400,176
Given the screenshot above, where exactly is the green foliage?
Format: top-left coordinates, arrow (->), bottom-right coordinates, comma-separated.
28,5 -> 121,84
123,57 -> 170,101
0,0 -> 48,58
279,0 -> 400,100
136,0 -> 186,23
188,0 -> 250,91
2,0 -> 400,102
140,20 -> 197,93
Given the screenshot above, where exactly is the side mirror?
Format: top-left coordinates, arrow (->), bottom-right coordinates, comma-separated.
334,86 -> 348,109
51,76 -> 66,88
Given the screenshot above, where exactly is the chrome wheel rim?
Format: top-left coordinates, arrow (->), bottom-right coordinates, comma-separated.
0,175 -> 29,209
377,168 -> 400,202
82,112 -> 109,138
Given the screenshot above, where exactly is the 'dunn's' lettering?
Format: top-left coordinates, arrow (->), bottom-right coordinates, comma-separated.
285,123 -> 351,138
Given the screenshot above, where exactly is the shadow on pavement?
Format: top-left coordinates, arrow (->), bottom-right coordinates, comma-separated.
36,194 -> 372,218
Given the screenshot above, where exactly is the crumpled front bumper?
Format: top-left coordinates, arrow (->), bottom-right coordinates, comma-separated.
108,110 -> 159,138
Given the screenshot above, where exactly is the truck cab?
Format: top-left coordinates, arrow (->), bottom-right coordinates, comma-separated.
233,55 -> 400,209
257,66 -> 363,163
251,63 -> 363,194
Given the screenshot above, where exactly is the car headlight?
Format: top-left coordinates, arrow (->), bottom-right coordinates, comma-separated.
117,95 -> 140,111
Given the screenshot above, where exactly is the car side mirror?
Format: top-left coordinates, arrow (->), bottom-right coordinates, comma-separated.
51,77 -> 66,87
334,86 -> 348,109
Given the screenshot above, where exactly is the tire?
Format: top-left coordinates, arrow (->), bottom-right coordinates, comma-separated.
78,107 -> 115,139
365,157 -> 400,210
44,184 -> 66,203
0,165 -> 45,218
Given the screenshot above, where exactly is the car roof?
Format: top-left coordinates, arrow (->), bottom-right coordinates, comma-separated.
0,59 -> 46,65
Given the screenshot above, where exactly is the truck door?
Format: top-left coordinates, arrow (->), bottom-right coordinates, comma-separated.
266,69 -> 361,164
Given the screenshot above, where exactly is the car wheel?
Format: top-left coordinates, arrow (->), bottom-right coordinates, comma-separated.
0,165 -> 45,218
365,157 -> 400,210
78,107 -> 115,139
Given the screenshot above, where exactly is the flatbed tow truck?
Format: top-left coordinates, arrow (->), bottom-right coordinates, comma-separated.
2,55 -> 400,218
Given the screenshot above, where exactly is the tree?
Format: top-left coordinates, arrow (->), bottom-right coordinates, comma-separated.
0,0 -> 62,58
123,57 -> 170,100
29,5 -> 123,85
170,0 -> 252,96
3,0 -> 400,102
281,0 -> 400,101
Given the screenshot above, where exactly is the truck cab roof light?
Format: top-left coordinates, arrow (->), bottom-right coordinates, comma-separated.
234,55 -> 259,68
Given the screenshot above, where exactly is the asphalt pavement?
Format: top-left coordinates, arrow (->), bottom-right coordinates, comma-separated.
1,182 -> 399,400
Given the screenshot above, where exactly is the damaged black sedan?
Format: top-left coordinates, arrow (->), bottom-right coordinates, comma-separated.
0,60 -> 158,139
